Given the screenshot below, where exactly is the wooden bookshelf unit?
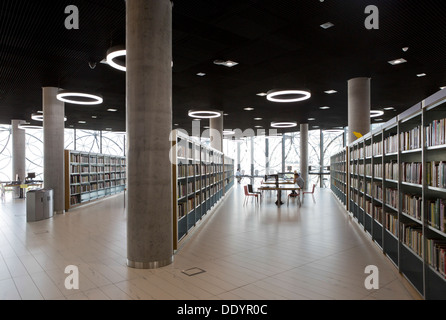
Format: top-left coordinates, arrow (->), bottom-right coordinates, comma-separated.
331,88 -> 446,300
64,150 -> 126,211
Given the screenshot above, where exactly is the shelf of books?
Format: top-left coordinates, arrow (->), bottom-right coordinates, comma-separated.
330,89 -> 446,300
172,130 -> 234,250
64,150 -> 126,211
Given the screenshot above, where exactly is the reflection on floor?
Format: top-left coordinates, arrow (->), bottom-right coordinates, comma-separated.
0,185 -> 421,300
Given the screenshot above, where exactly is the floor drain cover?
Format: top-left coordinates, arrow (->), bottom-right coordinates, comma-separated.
181,267 -> 206,276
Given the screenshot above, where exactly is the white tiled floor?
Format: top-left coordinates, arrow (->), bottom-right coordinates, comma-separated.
0,185 -> 421,300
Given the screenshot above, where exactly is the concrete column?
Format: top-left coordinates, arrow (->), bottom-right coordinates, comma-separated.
300,123 -> 309,189
209,114 -> 223,152
126,0 -> 173,269
348,77 -> 371,144
11,120 -> 26,183
43,87 -> 65,214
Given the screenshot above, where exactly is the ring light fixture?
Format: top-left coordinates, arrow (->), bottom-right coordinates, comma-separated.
18,123 -> 42,130
266,89 -> 311,103
31,112 -> 67,122
271,121 -> 297,128
370,110 -> 384,118
188,109 -> 222,119
56,90 -> 103,105
106,46 -> 126,72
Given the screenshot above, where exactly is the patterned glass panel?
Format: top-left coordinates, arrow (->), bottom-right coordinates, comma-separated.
25,129 -> 44,180
75,129 -> 101,154
101,131 -> 126,156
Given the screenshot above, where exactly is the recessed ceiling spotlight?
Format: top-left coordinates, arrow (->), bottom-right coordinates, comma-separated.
188,109 -> 222,119
223,130 -> 235,135
256,92 -> 267,96
213,60 -> 238,67
319,106 -> 330,110
91,115 -> 97,119
244,107 -> 255,111
308,118 -> 316,121
107,108 -> 118,112
57,90 -> 103,105
174,124 -> 179,126
223,113 -> 229,116
320,22 -> 334,29
271,121 -> 297,128
78,121 -> 86,124
105,128 -> 112,131
417,73 -> 427,77
203,126 -> 210,129
370,110 -> 384,118
383,107 -> 395,111
266,89 -> 311,103
254,118 -> 263,120
402,47 -> 409,52
388,58 -> 407,65
196,72 -> 206,77
375,119 -> 383,121
106,46 -> 126,72
313,126 -> 320,128
324,90 -> 337,94
255,126 -> 263,128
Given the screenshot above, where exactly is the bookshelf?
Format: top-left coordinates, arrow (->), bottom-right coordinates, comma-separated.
330,89 -> 446,300
171,131 -> 234,250
64,150 -> 126,211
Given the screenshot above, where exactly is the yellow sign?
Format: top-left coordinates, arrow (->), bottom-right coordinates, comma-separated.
20,184 -> 28,188
353,132 -> 363,139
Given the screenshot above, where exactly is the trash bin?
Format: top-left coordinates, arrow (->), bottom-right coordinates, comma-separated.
26,189 -> 54,222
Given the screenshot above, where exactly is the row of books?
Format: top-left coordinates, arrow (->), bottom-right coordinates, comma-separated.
426,161 -> 446,188
401,222 -> 423,257
385,161 -> 398,181
402,193 -> 422,221
426,239 -> 446,278
70,195 -> 81,205
384,134 -> 398,154
385,212 -> 398,237
385,188 -> 398,209
401,162 -> 422,185
427,199 -> 446,232
425,118 -> 446,147
400,126 -> 422,151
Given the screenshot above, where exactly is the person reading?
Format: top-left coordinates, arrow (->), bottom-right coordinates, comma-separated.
290,171 -> 304,197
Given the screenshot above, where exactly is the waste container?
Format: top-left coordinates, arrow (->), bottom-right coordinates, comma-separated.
26,189 -> 54,222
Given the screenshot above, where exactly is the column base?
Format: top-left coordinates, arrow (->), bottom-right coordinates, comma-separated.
126,256 -> 173,269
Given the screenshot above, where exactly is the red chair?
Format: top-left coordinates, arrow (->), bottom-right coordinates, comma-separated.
302,184 -> 316,202
244,185 -> 260,205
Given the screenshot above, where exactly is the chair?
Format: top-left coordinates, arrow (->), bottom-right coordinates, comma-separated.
243,185 -> 260,205
248,184 -> 262,200
302,184 -> 316,203
287,189 -> 300,206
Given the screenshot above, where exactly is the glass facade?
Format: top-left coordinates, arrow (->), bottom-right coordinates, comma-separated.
0,126 -> 126,181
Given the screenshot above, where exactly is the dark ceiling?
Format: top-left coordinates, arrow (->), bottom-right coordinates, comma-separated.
1,0 -> 445,134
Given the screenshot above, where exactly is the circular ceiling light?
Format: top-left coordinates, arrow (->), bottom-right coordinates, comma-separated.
31,112 -> 67,121
324,129 -> 344,134
18,123 -> 42,130
188,109 -> 222,119
266,89 -> 311,103
57,90 -> 103,105
370,110 -> 384,118
271,121 -> 297,128
106,46 -> 126,72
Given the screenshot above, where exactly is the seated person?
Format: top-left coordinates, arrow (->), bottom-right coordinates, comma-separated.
290,171 -> 305,197
236,169 -> 242,183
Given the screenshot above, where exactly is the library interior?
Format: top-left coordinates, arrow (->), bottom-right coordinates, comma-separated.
0,0 -> 445,301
